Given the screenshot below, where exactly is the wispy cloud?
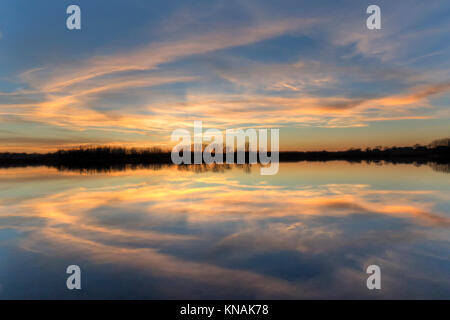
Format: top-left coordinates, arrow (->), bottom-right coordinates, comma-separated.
21,18 -> 316,92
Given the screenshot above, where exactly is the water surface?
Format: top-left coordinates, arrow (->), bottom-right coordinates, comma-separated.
0,162 -> 449,299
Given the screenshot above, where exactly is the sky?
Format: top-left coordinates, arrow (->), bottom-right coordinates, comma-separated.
0,0 -> 449,152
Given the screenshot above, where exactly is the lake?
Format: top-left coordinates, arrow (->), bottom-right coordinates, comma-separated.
0,161 -> 449,299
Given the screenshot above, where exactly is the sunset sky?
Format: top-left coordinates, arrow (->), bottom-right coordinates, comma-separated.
0,0 -> 449,152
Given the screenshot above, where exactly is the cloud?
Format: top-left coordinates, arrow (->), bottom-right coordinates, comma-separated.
0,17 -> 325,140
1,80 -> 448,141
20,18 -> 317,93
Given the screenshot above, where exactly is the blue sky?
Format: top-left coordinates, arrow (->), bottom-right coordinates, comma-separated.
0,0 -> 449,151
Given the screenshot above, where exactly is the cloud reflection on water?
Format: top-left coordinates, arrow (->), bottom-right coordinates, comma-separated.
0,162 -> 449,299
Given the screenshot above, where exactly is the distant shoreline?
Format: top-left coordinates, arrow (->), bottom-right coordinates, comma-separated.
1,145 -> 449,170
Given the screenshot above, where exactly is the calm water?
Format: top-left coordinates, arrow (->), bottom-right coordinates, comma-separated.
0,162 -> 449,299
